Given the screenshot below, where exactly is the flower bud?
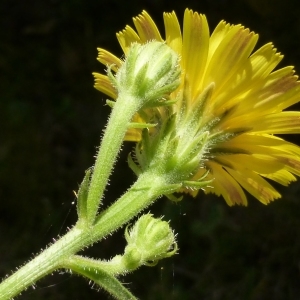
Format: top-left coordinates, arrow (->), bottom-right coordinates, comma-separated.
112,41 -> 180,106
122,214 -> 177,269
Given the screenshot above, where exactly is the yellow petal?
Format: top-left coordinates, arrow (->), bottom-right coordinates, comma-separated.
124,128 -> 142,141
221,133 -> 298,152
182,9 -> 209,100
206,161 -> 247,206
133,10 -> 163,43
249,43 -> 283,80
124,113 -> 145,141
117,25 -> 141,54
275,155 -> 300,176
223,68 -> 299,122
262,169 -> 296,186
96,48 -> 122,71
92,73 -> 117,99
208,21 -> 233,62
218,135 -> 300,172
225,166 -> 281,204
212,43 -> 283,116
248,68 -> 299,113
163,11 -> 182,54
203,24 -> 258,96
214,154 -> 284,174
251,111 -> 300,134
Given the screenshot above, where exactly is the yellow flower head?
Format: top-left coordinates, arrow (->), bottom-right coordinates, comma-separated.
93,9 -> 300,206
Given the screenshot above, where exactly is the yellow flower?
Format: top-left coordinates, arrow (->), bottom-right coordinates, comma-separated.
93,9 -> 300,206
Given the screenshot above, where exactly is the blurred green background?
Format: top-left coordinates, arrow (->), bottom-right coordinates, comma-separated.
1,0 -> 300,299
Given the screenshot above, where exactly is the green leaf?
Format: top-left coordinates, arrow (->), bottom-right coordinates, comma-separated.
76,168 -> 92,222
128,122 -> 157,129
127,153 -> 141,176
106,99 -> 116,108
85,269 -> 136,300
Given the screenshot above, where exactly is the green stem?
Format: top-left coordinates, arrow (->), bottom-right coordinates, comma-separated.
86,93 -> 141,224
65,255 -> 127,276
64,256 -> 137,300
0,226 -> 91,300
0,171 -> 174,300
93,172 -> 171,234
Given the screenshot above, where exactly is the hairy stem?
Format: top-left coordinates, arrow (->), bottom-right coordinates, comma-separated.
0,171 -> 173,300
86,94 -> 140,224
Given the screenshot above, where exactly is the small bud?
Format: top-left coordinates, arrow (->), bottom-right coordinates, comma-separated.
111,41 -> 180,106
122,214 -> 177,269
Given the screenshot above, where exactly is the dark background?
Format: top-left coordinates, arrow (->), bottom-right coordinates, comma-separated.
1,0 -> 300,299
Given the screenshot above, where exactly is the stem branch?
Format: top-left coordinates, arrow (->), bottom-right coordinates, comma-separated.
0,171 -> 172,300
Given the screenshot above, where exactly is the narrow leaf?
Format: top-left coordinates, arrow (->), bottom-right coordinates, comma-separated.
77,169 -> 92,222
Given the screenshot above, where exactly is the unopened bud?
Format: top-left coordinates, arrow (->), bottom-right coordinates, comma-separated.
111,41 -> 180,106
122,214 -> 177,269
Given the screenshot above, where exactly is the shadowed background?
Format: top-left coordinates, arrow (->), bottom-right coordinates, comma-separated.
1,0 -> 300,299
